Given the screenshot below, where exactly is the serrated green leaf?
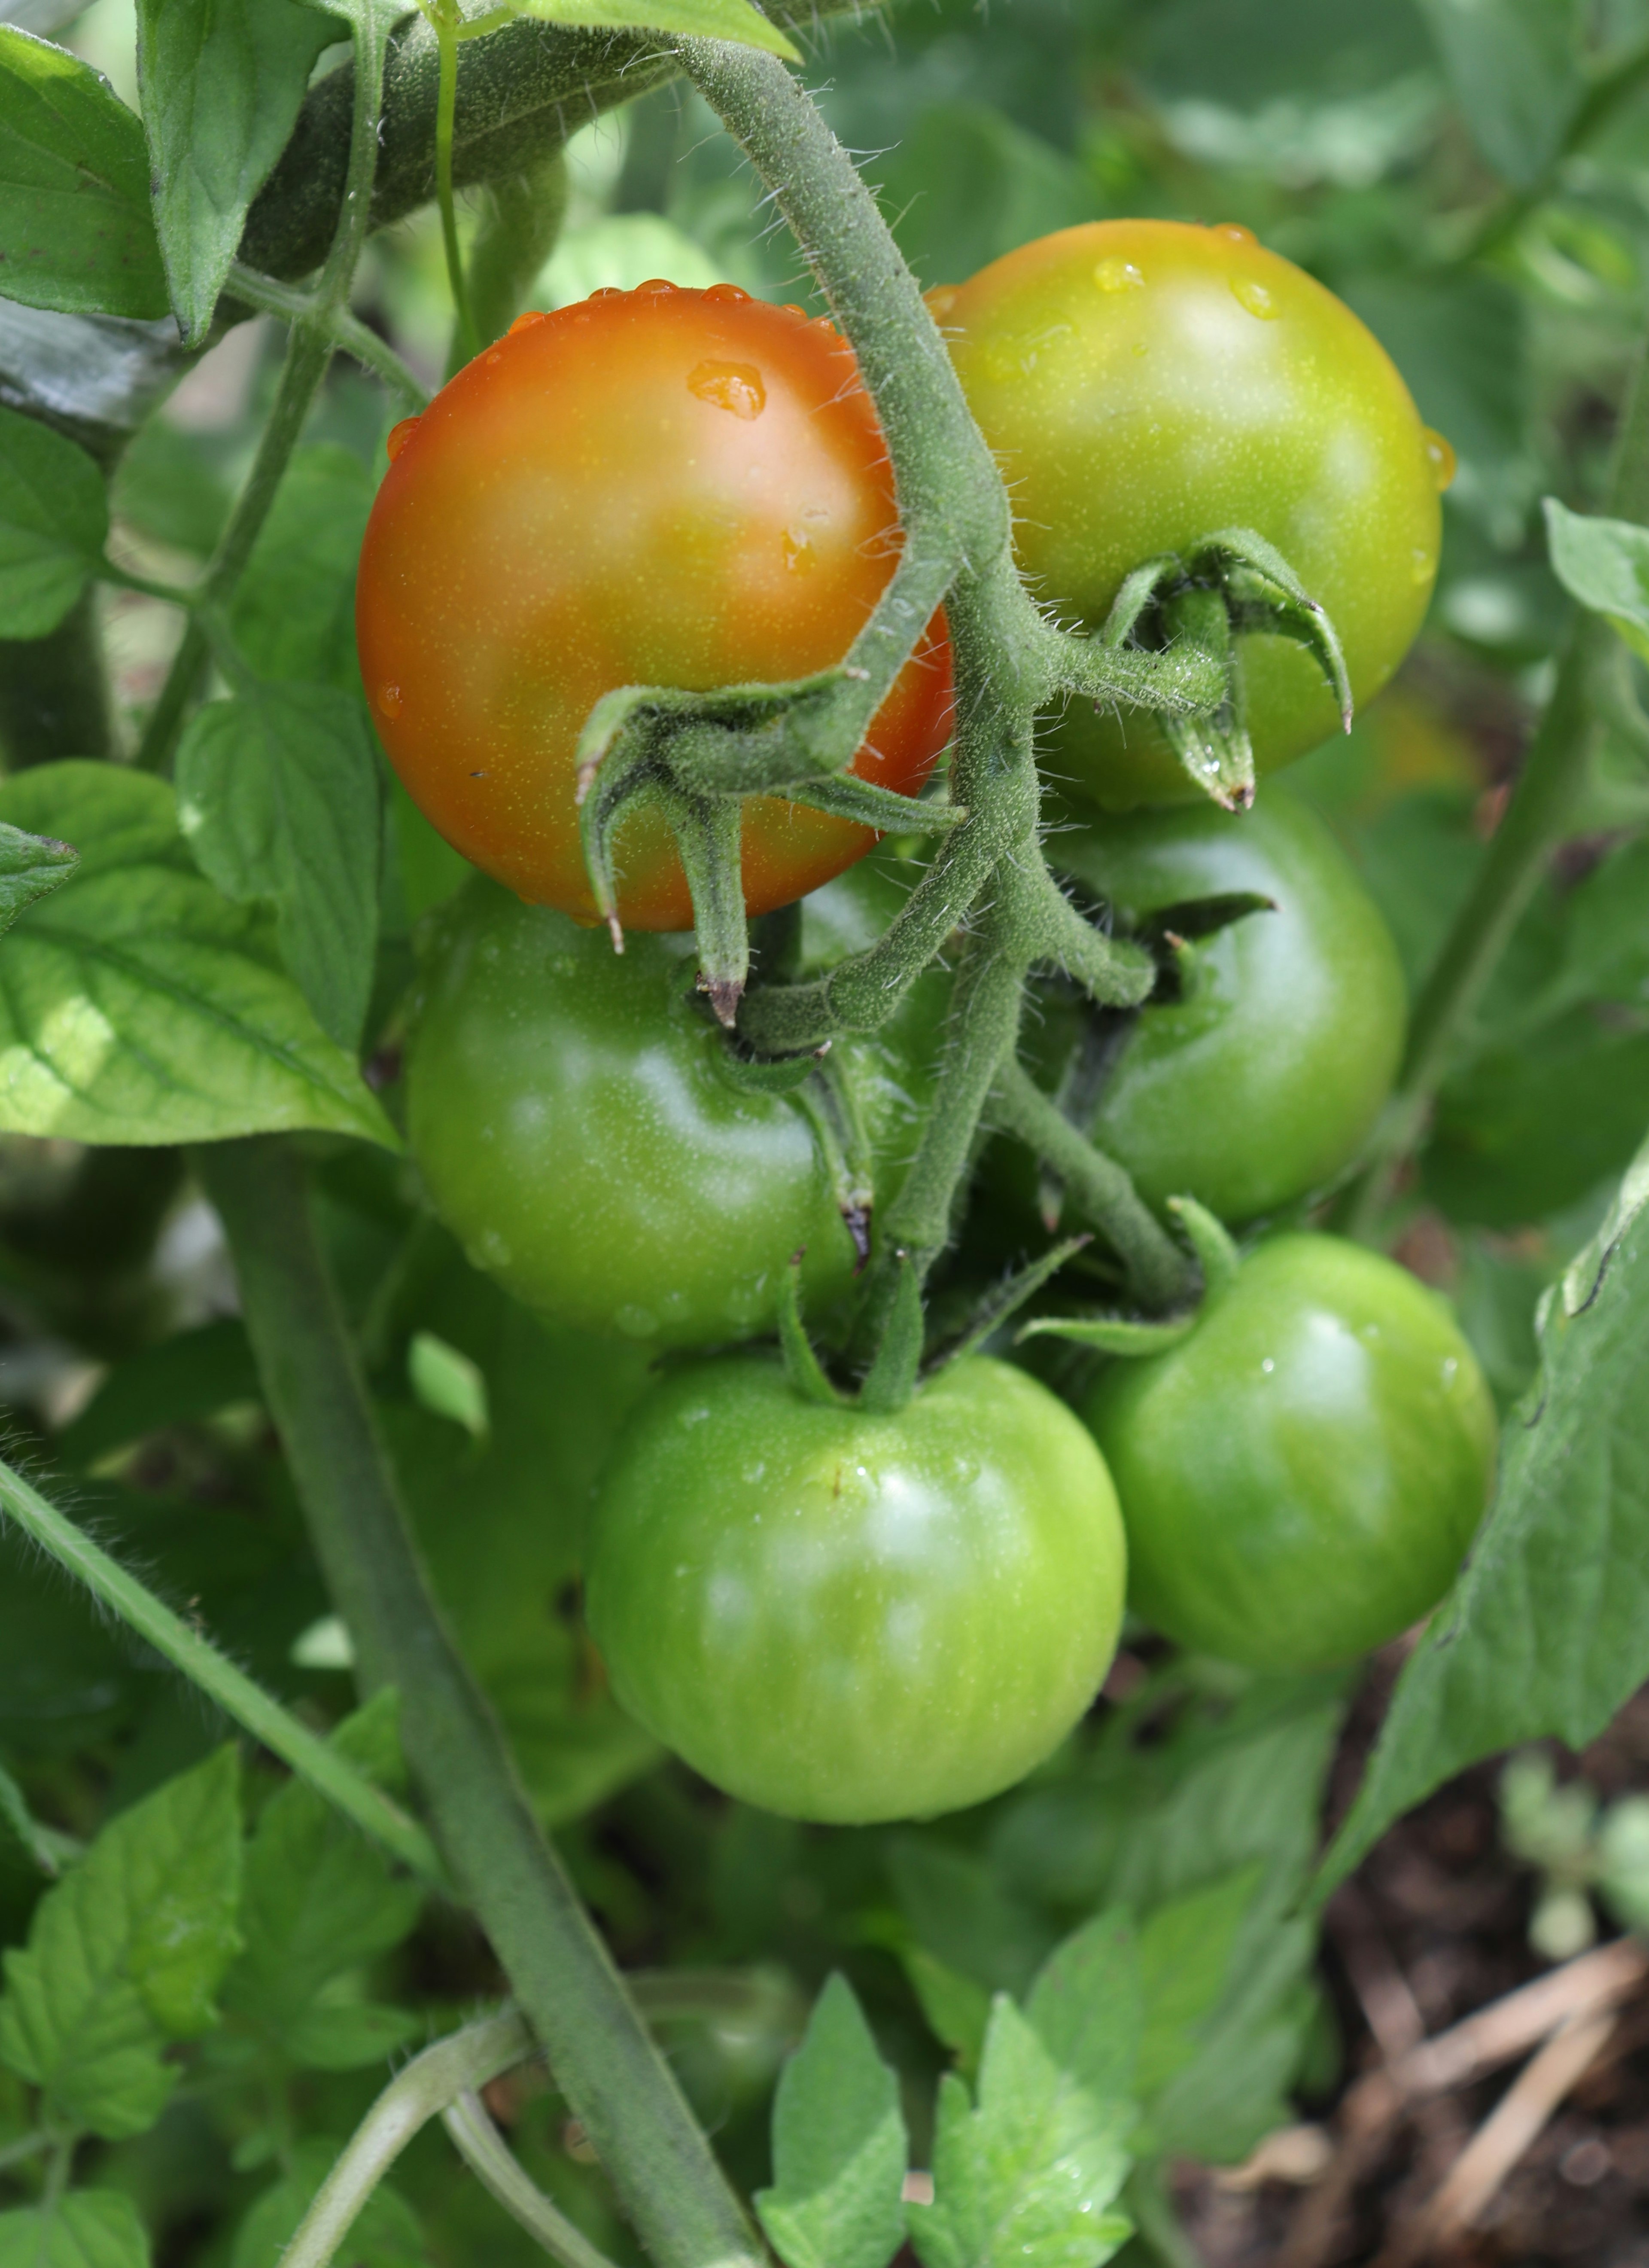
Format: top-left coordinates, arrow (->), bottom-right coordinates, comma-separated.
224,1694 -> 423,2067
277,1998 -> 422,2071
0,763 -> 396,1149
1545,497 -> 1649,666
0,27 -> 168,320
175,682 -> 382,1050
0,2190 -> 149,2268
755,1975 -> 907,2268
232,2138 -> 422,2268
514,0 -> 799,61
135,0 -> 336,347
0,819 -> 76,933
1025,1910 -> 1141,2110
229,446 -> 373,693
901,1948 -> 990,2075
908,1999 -> 1132,2268
1414,0 -> 1584,187
1321,1137 -> 1649,1895
0,1748 -> 241,2138
1134,1869 -> 1257,2099
0,403 -> 107,639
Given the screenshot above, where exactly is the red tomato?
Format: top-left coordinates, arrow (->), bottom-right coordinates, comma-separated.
356,282 -> 953,930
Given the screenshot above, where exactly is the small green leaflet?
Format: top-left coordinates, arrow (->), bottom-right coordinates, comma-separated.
1545,496 -> 1649,665
1024,1910 -> 1141,2113
176,683 -> 383,1051
0,2190 -> 149,2268
0,817 -> 76,933
0,405 -> 109,641
907,1998 -> 1132,2268
135,0 -> 337,347
0,1748 -> 242,2140
222,1695 -> 423,2073
513,0 -> 800,62
408,1331 -> 490,1442
755,1975 -> 907,2268
1320,1133 -> 1649,1894
0,27 -> 169,320
0,764 -> 396,1150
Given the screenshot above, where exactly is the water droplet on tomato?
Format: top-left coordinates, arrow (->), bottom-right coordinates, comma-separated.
508,309 -> 547,335
703,282 -> 750,303
780,302 -> 806,320
1213,222 -> 1256,245
1424,427 -> 1457,492
1093,256 -> 1144,292
688,359 -> 766,419
377,683 -> 403,719
1411,546 -> 1436,585
925,284 -> 960,323
589,285 -> 624,301
485,349 -> 503,366
782,528 -> 815,572
1229,275 -> 1279,319
636,277 -> 677,295
1260,1356 -> 1275,1374
385,418 -> 419,462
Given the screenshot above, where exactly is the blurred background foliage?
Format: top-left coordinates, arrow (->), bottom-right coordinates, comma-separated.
7,0 -> 1649,2259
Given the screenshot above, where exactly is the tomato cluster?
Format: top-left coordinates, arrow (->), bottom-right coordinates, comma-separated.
365,226 -> 1495,1826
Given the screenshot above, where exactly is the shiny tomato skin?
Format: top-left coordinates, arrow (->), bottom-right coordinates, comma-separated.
356,284 -> 953,928
940,221 -> 1445,808
1053,784 -> 1406,1221
585,1352 -> 1126,1823
404,877 -> 858,1347
1082,1235 -> 1496,1671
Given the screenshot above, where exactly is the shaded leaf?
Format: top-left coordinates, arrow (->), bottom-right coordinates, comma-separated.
0,27 -> 168,319
514,0 -> 799,60
1414,0 -> 1584,186
0,817 -> 76,931
56,1318 -> 260,1469
1025,1909 -> 1141,2111
176,683 -> 381,1050
1546,497 -> 1649,666
0,402 -> 106,638
755,1974 -> 907,2268
0,764 -> 394,1149
135,0 -> 336,347
0,2191 -> 149,2268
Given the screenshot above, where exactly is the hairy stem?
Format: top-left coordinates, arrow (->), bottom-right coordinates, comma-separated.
443,2092 -> 620,2268
429,6 -> 480,366
199,1137 -> 759,2268
0,1451 -> 445,1886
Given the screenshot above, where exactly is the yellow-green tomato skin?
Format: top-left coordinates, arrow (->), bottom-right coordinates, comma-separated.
585,1353 -> 1127,1823
1056,786 -> 1407,1221
1082,1236 -> 1496,1671
942,220 -> 1443,807
404,878 -> 855,1347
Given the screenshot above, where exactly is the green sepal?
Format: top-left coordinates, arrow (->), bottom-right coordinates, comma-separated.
713,1037 -> 828,1096
1133,890 -> 1276,957
795,1056 -> 875,1268
1167,1194 -> 1240,1299
1205,524 -> 1353,736
1159,584 -> 1254,811
1016,1310 -> 1199,1357
926,1235 -> 1091,1374
787,774 -> 968,835
857,1251 -> 923,1414
778,1254 -> 847,1408
657,781 -> 749,1026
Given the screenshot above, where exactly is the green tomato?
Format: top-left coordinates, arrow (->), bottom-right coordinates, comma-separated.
1052,784 -> 1406,1222
586,1353 -> 1126,1822
940,219 -> 1450,808
1082,1235 -> 1496,1671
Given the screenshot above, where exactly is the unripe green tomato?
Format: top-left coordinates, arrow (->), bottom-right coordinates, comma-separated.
1053,784 -> 1406,1222
405,878 -> 856,1346
939,220 -> 1449,808
586,1353 -> 1127,1822
1081,1235 -> 1496,1671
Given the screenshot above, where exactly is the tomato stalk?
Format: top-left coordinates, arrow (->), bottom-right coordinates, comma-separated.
419,0 -> 481,369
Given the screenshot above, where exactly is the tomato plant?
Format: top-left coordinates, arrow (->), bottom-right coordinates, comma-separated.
356,282 -> 954,930
940,219 -> 1451,808
1082,1234 -> 1497,1671
1045,783 -> 1407,1222
585,1351 -> 1126,1823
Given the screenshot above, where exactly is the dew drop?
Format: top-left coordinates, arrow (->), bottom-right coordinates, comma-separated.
508,309 -> 547,335
636,276 -> 677,295
779,302 -> 806,321
589,285 -> 625,301
925,284 -> 960,322
1442,1356 -> 1459,1386
1230,274 -> 1279,319
1411,545 -> 1436,585
377,682 -> 403,719
1213,222 -> 1257,245
485,349 -> 503,366
1094,255 -> 1144,293
703,282 -> 750,303
1424,427 -> 1457,492
1260,1356 -> 1275,1375
688,359 -> 766,419
385,418 -> 419,462
782,528 -> 815,572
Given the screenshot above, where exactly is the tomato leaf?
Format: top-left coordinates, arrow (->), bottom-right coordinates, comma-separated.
0,816 -> 77,931
0,27 -> 169,320
907,1998 -> 1133,2268
0,2191 -> 150,2268
0,763 -> 396,1149
134,0 -> 337,349
1320,1134 -> 1649,1894
1544,496 -> 1649,666
755,1975 -> 907,2268
1024,1910 -> 1141,2113
0,402 -> 108,639
512,0 -> 800,63
176,683 -> 382,1052
1413,0 -> 1585,189
0,1750 -> 241,2139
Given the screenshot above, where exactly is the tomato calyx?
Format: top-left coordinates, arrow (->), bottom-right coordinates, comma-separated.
1018,1193 -> 1239,1357
1101,526 -> 1354,810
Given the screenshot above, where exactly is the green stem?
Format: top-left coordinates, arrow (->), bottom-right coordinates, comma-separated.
429,6 -> 479,367
226,265 -> 432,409
443,2091 -> 621,2268
281,2011 -> 537,2268
0,2131 -> 52,2175
0,1451 -> 447,1888
1344,336 -> 1649,1236
198,1137 -> 760,2268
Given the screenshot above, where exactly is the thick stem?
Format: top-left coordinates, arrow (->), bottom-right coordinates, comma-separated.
0,1450 -> 444,1886
431,10 -> 480,367
198,1137 -> 759,2268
